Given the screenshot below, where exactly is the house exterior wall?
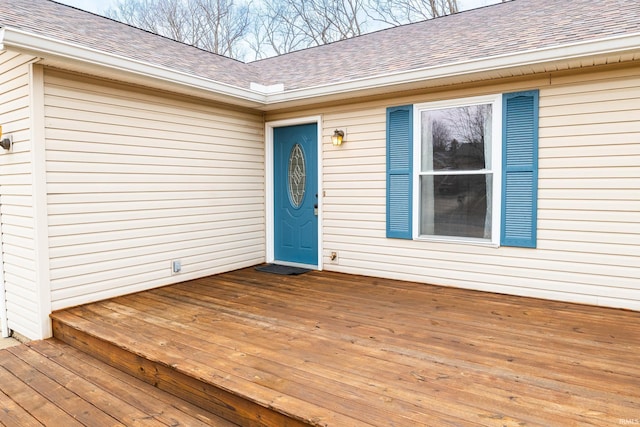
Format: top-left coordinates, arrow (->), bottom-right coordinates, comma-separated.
0,51 -> 43,339
43,69 -> 265,311
267,64 -> 640,311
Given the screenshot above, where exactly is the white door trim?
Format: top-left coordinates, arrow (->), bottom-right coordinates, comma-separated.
265,116 -> 323,270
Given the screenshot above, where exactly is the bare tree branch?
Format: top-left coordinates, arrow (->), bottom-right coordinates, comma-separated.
108,0 -> 460,60
249,0 -> 368,59
367,0 -> 458,26
106,0 -> 251,60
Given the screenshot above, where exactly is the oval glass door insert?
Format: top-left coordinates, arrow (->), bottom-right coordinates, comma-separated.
288,143 -> 306,207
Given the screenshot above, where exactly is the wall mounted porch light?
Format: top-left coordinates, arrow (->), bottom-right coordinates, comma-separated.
0,126 -> 13,151
331,129 -> 345,146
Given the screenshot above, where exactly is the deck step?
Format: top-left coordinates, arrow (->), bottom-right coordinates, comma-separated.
49,268 -> 640,427
0,339 -> 237,427
51,312 -> 312,427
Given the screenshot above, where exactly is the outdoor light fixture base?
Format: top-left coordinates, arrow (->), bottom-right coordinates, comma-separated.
0,135 -> 13,151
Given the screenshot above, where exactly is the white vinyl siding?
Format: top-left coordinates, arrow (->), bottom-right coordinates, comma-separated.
0,51 -> 40,338
287,66 -> 640,311
44,70 -> 265,310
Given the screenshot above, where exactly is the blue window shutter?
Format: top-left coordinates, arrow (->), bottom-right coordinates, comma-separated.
501,90 -> 539,248
386,105 -> 413,239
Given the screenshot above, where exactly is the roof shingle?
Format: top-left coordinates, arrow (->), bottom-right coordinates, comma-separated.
251,0 -> 640,90
0,0 -> 257,88
1,0 -> 639,92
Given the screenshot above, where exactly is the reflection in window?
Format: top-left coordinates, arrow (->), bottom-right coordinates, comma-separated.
418,102 -> 494,240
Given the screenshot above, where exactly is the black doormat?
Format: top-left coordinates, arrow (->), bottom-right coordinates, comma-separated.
255,264 -> 310,275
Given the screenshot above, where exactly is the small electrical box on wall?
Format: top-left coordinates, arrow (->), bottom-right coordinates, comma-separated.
171,260 -> 182,274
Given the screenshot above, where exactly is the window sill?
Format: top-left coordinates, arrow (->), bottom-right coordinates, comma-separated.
414,236 -> 500,248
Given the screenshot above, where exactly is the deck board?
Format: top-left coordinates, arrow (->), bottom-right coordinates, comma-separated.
0,350 -> 86,427
0,340 -> 238,426
51,267 -> 640,426
95,294 -> 472,426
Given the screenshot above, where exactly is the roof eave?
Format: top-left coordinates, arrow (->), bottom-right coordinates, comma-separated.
2,26 -> 640,111
261,32 -> 640,110
0,26 -> 267,108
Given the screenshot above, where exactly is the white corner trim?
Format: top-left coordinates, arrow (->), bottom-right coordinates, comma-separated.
0,27 -> 266,105
29,63 -> 53,340
0,223 -> 8,338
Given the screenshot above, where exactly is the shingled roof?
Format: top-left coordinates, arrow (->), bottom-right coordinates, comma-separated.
253,0 -> 640,90
1,0 -> 640,100
0,0 -> 257,88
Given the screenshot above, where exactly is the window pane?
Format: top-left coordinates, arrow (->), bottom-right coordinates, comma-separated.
421,104 -> 492,171
420,174 -> 492,239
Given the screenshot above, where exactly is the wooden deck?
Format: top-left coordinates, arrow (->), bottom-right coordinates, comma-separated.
0,339 -> 237,426
50,267 -> 640,426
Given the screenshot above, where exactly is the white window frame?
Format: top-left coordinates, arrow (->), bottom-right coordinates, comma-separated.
412,94 -> 502,246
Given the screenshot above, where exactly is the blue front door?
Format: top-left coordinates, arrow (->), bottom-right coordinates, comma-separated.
274,123 -> 318,266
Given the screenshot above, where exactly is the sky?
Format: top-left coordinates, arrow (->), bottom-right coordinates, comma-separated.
57,0 -> 502,17
56,0 -> 116,14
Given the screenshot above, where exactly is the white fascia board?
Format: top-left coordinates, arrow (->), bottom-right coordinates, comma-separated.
3,26 -> 640,108
265,32 -> 640,105
0,27 -> 266,105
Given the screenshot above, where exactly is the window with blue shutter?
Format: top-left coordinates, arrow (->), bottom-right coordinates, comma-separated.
385,92 -> 538,246
386,105 -> 413,239
501,90 -> 539,248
